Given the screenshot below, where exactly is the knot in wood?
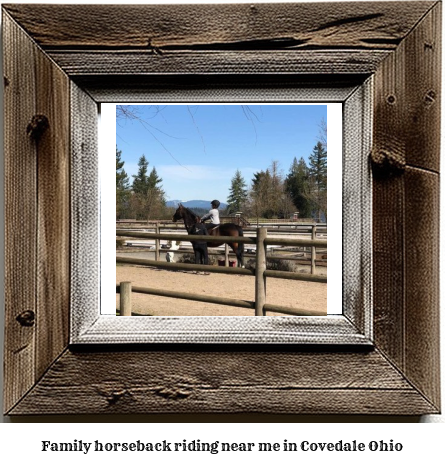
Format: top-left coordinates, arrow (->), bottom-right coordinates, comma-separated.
16,310 -> 35,327
105,389 -> 128,405
27,114 -> 49,140
370,146 -> 405,177
154,386 -> 191,400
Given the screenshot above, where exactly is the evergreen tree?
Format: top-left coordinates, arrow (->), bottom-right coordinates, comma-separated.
147,166 -> 166,208
307,141 -> 327,221
147,166 -> 163,191
227,169 -> 248,213
132,155 -> 149,195
285,157 -> 312,218
116,147 -> 130,219
249,162 -> 289,219
130,156 -> 166,220
268,160 -> 284,218
249,169 -> 272,220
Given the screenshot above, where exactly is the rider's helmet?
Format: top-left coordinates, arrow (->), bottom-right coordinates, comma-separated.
211,200 -> 220,208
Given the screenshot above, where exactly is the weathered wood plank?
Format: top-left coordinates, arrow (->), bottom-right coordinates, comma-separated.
372,173 -> 405,369
34,41 -> 71,381
47,50 -> 391,76
76,74 -> 364,103
372,15 -> 408,372
372,3 -> 441,411
70,82 -> 100,338
342,80 -> 373,335
3,12 -> 37,414
404,168 -> 440,409
8,349 -> 438,415
402,3 -> 441,410
404,2 -> 441,171
3,2 -> 435,50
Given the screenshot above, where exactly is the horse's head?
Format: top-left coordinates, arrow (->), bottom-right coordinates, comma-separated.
172,204 -> 183,222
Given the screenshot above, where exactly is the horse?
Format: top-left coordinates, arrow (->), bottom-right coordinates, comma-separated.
172,204 -> 244,267
171,205 -> 209,265
188,222 -> 209,265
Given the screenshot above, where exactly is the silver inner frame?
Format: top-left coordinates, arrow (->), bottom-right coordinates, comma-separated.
70,80 -> 373,345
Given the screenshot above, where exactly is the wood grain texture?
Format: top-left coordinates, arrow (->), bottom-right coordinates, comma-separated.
404,167 -> 440,407
372,2 -> 441,410
3,2 -> 434,80
404,2 -> 441,172
3,13 -> 38,414
2,2 -> 435,49
342,80 -> 373,336
46,50 -> 391,77
8,349 -> 437,415
70,83 -> 100,337
35,36 -> 71,381
78,75 -> 363,106
3,11 -> 71,413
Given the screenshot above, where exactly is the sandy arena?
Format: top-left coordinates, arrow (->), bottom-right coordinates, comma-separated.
116,264 -> 327,317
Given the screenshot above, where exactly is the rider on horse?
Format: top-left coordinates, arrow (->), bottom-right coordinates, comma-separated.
200,200 -> 221,231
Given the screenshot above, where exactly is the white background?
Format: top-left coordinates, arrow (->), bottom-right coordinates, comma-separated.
0,0 -> 444,462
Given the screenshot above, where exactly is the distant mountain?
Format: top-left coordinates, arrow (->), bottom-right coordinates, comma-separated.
166,200 -> 228,210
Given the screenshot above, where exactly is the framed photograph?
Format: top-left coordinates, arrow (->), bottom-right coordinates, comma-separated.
112,102 -> 335,322
3,2 -> 440,415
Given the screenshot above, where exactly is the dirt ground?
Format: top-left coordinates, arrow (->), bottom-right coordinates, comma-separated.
116,264 -> 327,317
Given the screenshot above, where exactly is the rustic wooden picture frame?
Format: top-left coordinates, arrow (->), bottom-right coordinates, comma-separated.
3,2 -> 441,415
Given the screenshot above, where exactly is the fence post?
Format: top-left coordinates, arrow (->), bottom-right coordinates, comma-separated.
120,281 -> 132,316
255,227 -> 267,316
225,243 -> 229,266
311,225 -> 317,274
155,223 -> 160,261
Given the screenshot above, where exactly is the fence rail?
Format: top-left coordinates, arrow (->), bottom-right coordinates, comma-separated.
116,229 -> 326,247
117,283 -> 325,317
117,224 -> 327,271
116,228 -> 327,317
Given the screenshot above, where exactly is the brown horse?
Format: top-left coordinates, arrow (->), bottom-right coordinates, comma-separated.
172,204 -> 244,267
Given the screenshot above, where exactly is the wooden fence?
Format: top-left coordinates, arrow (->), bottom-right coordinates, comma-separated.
116,228 -> 327,317
118,223 -> 326,273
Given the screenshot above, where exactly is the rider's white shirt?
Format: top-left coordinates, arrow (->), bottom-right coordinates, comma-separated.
201,208 -> 220,224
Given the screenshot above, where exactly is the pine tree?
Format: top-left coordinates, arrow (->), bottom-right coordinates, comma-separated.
268,160 -> 284,218
307,141 -> 327,221
249,169 -> 272,220
285,157 -> 312,218
147,166 -> 166,211
132,155 -> 149,195
227,169 -> 248,213
147,166 -> 163,190
130,156 -> 166,220
116,147 -> 130,219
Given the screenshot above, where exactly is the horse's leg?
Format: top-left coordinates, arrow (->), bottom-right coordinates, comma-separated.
203,246 -> 209,265
233,243 -> 244,267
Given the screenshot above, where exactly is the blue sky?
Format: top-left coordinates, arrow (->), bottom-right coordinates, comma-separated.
116,104 -> 327,202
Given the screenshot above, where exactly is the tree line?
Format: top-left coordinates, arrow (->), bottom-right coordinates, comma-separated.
226,141 -> 327,221
117,138 -> 327,222
116,147 -> 168,220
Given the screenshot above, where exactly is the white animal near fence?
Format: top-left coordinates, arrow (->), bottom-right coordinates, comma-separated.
165,240 -> 181,263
